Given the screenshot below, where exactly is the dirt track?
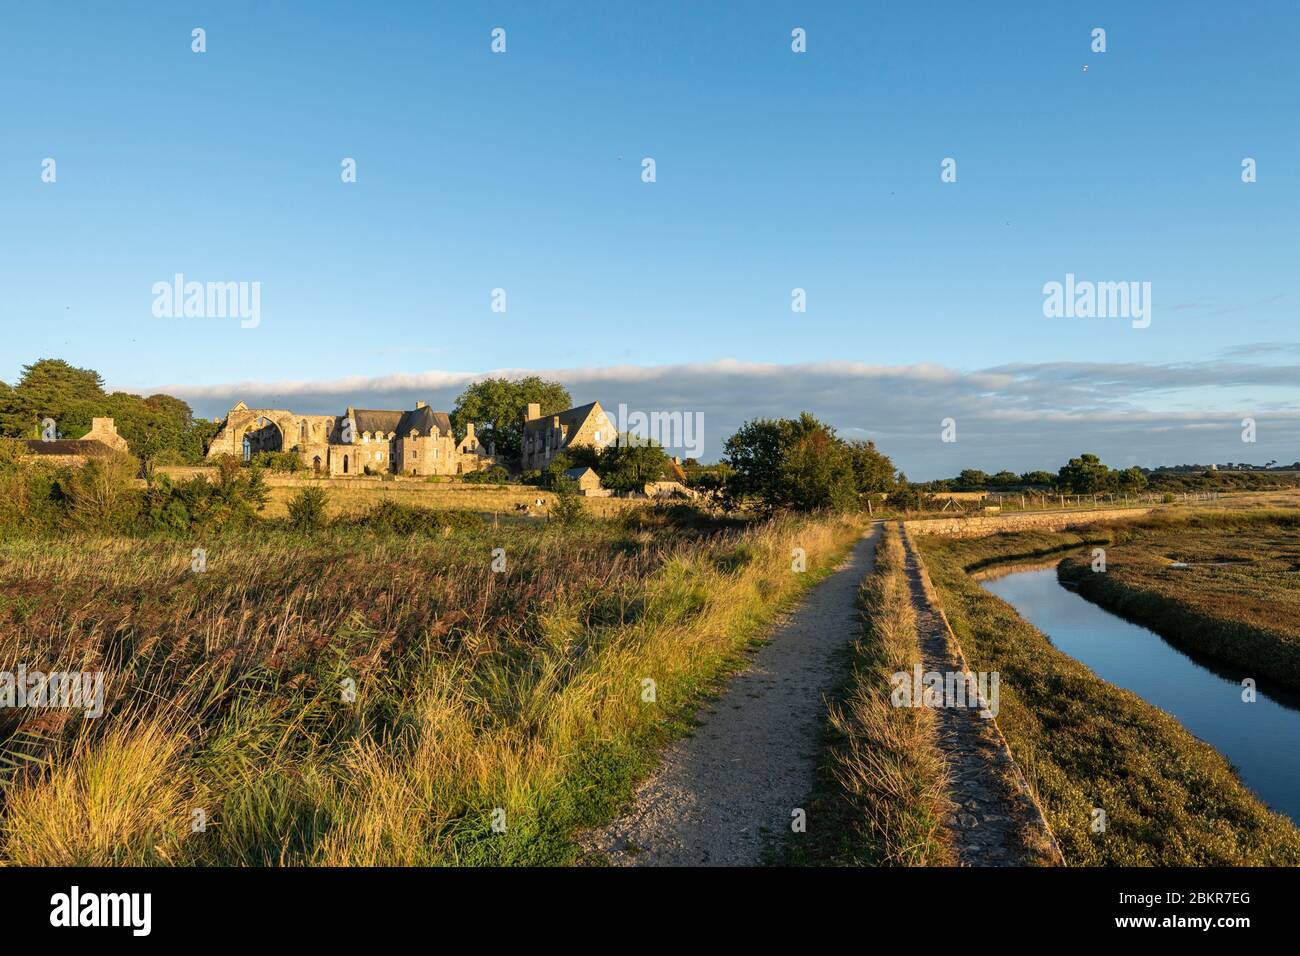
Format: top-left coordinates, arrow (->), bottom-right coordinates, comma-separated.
580,526 -> 879,866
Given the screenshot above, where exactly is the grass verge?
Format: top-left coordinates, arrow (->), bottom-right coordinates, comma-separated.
785,524 -> 952,866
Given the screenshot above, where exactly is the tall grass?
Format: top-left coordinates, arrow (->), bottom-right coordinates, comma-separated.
0,510 -> 862,865
814,525 -> 952,865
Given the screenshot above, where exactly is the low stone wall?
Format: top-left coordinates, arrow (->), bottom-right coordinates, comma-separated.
904,506 -> 1153,539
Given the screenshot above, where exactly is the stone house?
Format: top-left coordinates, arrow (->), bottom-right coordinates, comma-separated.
23,418 -> 131,466
520,401 -> 615,471
563,466 -> 602,494
207,401 -> 493,476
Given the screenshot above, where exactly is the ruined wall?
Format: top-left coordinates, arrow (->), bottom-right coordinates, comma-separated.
904,507 -> 1153,539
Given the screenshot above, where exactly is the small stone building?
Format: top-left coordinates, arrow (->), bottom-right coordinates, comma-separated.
563,466 -> 602,494
23,418 -> 130,466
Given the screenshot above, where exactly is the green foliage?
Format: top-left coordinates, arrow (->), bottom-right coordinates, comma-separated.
450,376 -> 571,465
138,456 -> 269,534
251,451 -> 302,473
592,443 -> 669,494
549,478 -> 586,527
0,358 -> 218,464
64,452 -> 141,532
460,465 -> 511,485
347,501 -> 482,535
287,487 -> 329,532
723,413 -> 897,513
541,453 -> 574,489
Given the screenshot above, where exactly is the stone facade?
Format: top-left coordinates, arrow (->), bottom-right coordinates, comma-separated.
23,417 -> 130,466
207,400 -> 494,476
521,401 -> 615,472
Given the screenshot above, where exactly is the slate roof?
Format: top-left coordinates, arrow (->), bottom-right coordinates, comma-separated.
24,439 -> 113,457
352,406 -> 453,438
523,402 -> 600,436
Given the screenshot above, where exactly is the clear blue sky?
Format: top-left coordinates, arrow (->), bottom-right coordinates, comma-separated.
3,2 -> 1297,474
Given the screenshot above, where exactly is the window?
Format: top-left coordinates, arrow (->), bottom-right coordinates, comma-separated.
410,450 -> 418,459
594,431 -> 601,442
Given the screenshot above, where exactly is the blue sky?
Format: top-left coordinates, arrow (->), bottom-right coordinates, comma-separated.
3,1 -> 1298,476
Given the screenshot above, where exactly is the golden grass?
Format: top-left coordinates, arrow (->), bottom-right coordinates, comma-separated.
821,525 -> 952,865
2,713 -> 193,865
0,510 -> 863,866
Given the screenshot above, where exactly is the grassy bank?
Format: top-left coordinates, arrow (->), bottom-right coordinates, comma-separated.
1057,511 -> 1300,691
788,524 -> 952,866
916,521 -> 1300,865
0,510 -> 863,865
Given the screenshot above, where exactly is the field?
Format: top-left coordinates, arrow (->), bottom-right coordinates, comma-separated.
150,468 -> 651,520
915,517 -> 1300,865
1057,511 -> 1300,689
0,503 -> 862,865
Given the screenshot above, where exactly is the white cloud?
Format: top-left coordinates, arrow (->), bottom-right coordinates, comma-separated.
149,354 -> 1300,480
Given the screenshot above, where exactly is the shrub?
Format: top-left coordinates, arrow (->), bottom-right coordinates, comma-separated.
461,465 -> 511,485
250,451 -> 301,473
64,452 -> 141,532
287,487 -> 329,532
549,478 -> 586,527
350,501 -> 481,535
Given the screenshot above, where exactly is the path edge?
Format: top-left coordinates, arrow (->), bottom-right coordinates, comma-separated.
899,522 -> 1068,866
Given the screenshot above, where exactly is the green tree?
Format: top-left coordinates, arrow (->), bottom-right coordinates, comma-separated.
955,469 -> 990,490
450,376 -> 571,466
1058,453 -> 1111,494
1115,466 -> 1148,493
1019,470 -> 1057,488
723,413 -> 894,513
595,443 -> 669,493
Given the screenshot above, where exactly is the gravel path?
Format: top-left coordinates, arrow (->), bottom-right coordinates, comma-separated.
580,526 -> 880,866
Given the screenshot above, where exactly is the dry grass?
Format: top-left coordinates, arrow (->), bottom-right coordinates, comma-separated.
0,510 -> 862,866
818,525 -> 952,865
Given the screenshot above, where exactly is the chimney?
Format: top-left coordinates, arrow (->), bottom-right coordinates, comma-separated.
465,422 -> 475,439
415,401 -> 427,409
524,403 -> 541,422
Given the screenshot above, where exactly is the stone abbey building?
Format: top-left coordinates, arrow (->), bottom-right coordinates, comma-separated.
206,401 -> 493,477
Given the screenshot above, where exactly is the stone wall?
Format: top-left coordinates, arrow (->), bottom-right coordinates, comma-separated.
905,506 -> 1153,539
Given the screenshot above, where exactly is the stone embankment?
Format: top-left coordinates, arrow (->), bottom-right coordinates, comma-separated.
899,524 -> 1065,865
905,507 -> 1152,539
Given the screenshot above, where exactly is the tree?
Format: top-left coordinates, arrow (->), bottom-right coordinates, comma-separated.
990,470 -> 1020,487
1115,466 -> 1148,493
722,412 -> 896,513
596,443 -> 669,493
955,469 -> 990,490
1058,453 -> 1111,494
450,377 -> 571,466
1019,470 -> 1057,488
846,441 -> 897,495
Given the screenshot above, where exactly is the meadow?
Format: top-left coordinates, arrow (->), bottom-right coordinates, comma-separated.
915,515 -> 1300,865
1057,511 -> 1300,689
0,498 -> 862,865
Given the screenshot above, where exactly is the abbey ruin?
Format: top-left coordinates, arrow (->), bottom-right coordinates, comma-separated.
206,401 -> 493,476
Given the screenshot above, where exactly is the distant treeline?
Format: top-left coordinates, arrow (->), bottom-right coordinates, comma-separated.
921,454 -> 1300,496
